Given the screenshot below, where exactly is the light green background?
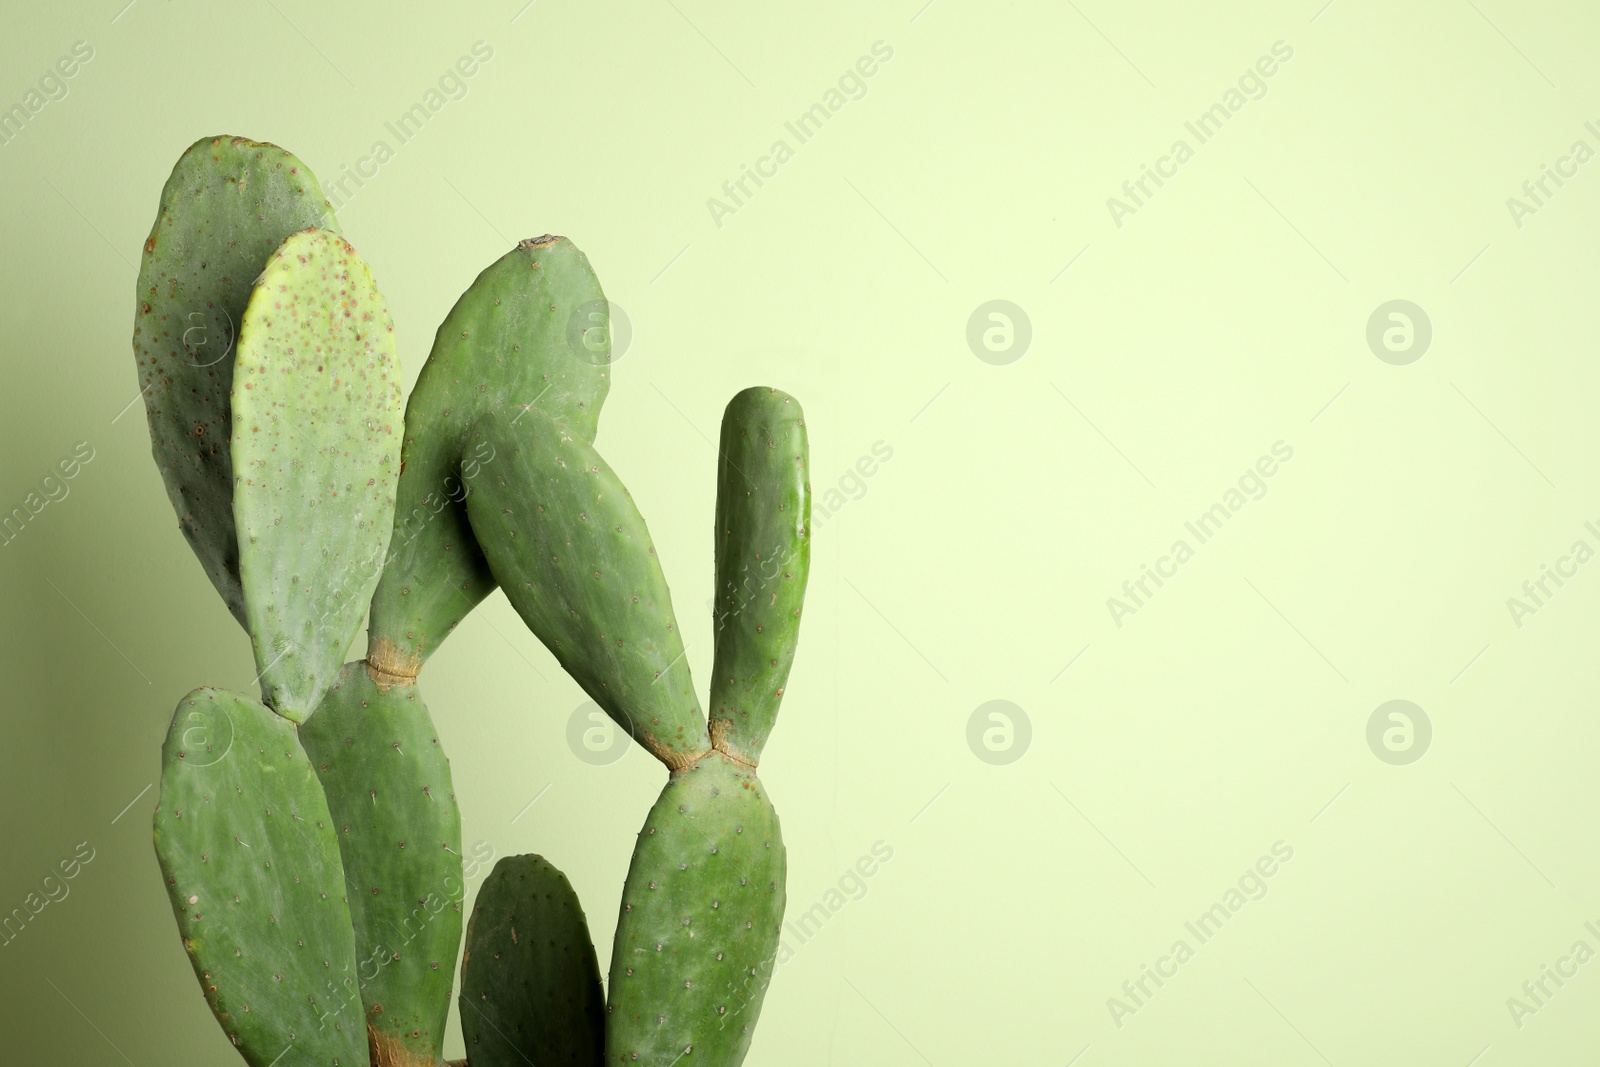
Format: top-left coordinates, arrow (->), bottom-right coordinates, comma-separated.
3,0 -> 1598,1063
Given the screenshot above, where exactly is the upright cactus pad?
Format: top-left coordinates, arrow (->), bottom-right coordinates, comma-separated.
132,135 -> 339,626
463,405 -> 709,768
606,754 -> 787,1064
300,662 -> 463,1067
459,855 -> 604,1067
366,236 -> 612,679
232,228 -> 403,722
153,688 -> 365,1067
709,388 -> 811,765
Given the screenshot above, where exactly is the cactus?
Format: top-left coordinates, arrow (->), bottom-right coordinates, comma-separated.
365,236 -> 612,681
461,405 -> 708,768
604,389 -> 809,1062
146,218 -> 402,1065
606,754 -> 788,1063
300,664 -> 463,1066
232,228 -> 403,721
134,139 -> 436,1067
135,134 -> 808,1067
464,390 -> 810,1063
459,855 -> 605,1066
132,135 -> 339,627
154,687 -> 366,1066
708,388 -> 811,765
310,234 -> 615,1065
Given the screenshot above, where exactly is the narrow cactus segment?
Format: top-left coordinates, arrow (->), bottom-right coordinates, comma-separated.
152,687 -> 365,1066
459,855 -> 604,1067
462,406 -> 709,768
131,135 -> 339,627
232,228 -> 403,722
709,388 -> 811,766
366,236 -> 612,678
299,663 -> 463,1067
607,754 -> 787,1065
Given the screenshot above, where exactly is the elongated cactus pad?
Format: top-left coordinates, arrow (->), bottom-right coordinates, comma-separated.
709,388 -> 810,766
132,135 -> 339,627
366,236 -> 612,680
459,855 -> 604,1067
607,754 -> 787,1065
152,687 -> 365,1066
232,228 -> 403,722
463,405 -> 709,768
299,662 -> 463,1067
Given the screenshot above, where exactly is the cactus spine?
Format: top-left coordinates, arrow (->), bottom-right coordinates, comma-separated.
136,134 -> 808,1067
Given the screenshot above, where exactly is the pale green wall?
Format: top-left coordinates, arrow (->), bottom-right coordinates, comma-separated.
3,1 -> 1599,1063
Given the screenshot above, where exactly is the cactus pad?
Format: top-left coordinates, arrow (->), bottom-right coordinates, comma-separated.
606,753 -> 787,1065
152,687 -> 365,1066
366,236 -> 612,679
299,662 -> 463,1066
132,135 -> 339,627
708,388 -> 811,766
231,228 -> 403,722
463,405 -> 708,767
459,855 -> 604,1067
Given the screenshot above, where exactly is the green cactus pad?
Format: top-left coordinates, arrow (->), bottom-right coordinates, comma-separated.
708,388 -> 811,766
459,855 -> 604,1067
299,662 -> 463,1066
231,228 -> 403,722
152,687 -> 365,1066
607,753 -> 787,1065
366,236 -> 612,680
132,135 -> 339,627
462,405 -> 709,768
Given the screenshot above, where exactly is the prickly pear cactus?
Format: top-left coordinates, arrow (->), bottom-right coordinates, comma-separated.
232,228 -> 403,722
133,131 -> 814,1067
462,404 -> 709,768
709,388 -> 811,765
132,135 -> 339,627
459,855 -> 604,1067
606,754 -> 787,1064
137,136 -> 420,1067
153,688 -> 366,1066
603,390 -> 809,1064
366,236 -> 613,680
300,663 -> 463,1067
